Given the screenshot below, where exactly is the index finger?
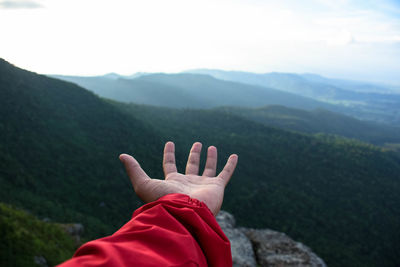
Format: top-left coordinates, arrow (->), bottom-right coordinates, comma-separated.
217,154 -> 238,185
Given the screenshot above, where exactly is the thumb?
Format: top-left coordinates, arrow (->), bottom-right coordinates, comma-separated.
119,154 -> 150,190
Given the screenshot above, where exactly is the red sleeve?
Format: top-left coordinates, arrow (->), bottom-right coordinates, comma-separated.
57,193 -> 232,267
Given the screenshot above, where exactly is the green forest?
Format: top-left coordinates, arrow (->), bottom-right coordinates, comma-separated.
1,58 -> 400,267
0,203 -> 77,266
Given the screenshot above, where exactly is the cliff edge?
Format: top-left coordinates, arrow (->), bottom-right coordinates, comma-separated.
216,211 -> 327,267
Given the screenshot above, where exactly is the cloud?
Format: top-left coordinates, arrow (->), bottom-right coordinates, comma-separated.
0,0 -> 42,9
326,29 -> 355,46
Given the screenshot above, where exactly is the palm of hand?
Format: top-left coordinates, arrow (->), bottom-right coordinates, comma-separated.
120,142 -> 238,216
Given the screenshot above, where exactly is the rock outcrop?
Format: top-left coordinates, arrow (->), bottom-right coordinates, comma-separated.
216,211 -> 326,267
216,211 -> 257,266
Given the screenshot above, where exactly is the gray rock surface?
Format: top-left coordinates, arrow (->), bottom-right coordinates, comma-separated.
217,211 -> 327,267
242,228 -> 327,267
216,211 -> 257,267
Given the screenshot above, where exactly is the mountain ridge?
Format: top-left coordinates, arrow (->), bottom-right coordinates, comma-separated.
214,105 -> 400,146
51,72 -> 341,111
186,69 -> 400,124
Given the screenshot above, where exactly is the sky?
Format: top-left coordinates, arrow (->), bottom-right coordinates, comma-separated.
0,0 -> 399,83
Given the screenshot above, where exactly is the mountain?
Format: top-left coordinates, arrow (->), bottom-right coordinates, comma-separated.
52,73 -> 340,111
101,72 -> 121,80
0,58 -> 165,238
1,59 -> 400,266
187,69 -> 400,124
55,70 -> 400,125
52,72 -> 400,148
187,69 -> 397,96
300,73 -> 396,94
215,105 -> 400,146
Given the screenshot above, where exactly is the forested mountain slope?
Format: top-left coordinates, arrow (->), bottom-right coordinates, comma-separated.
215,105 -> 400,146
1,59 -> 400,266
0,58 -> 165,238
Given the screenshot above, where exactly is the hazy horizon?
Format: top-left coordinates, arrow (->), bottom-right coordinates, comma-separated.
49,68 -> 400,87
1,0 -> 399,84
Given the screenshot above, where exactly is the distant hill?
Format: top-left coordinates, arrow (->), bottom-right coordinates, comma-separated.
187,69 -> 400,124
187,69 -> 397,96
300,73 -> 395,93
1,59 -> 400,266
52,71 -> 400,146
215,105 -> 400,146
52,73 -> 340,111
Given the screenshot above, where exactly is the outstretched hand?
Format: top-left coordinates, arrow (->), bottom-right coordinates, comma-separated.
119,142 -> 238,216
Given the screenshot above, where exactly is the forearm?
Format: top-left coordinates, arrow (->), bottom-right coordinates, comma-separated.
58,194 -> 232,267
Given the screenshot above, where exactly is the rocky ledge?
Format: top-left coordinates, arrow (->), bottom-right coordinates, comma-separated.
216,211 -> 327,267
